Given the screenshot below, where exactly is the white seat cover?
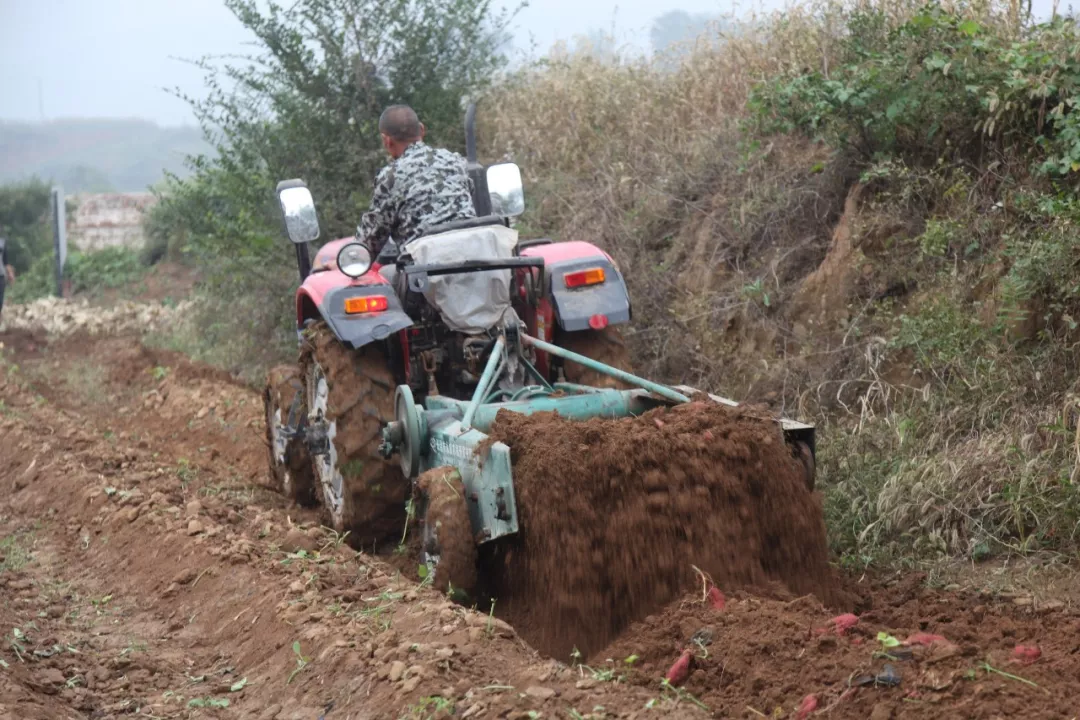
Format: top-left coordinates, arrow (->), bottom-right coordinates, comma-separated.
405,224 -> 519,333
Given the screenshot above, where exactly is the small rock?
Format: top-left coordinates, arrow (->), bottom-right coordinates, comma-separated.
185,500 -> 203,516
461,703 -> 485,719
575,678 -> 597,690
186,520 -> 204,536
401,676 -> 422,693
34,668 -> 66,692
816,635 -> 837,652
119,507 -> 140,524
280,528 -> 317,554
525,686 -> 556,701
257,703 -> 283,720
435,647 -> 454,660
406,664 -> 424,678
288,579 -> 305,594
869,703 -> 892,720
197,407 -> 210,419
389,661 -> 407,682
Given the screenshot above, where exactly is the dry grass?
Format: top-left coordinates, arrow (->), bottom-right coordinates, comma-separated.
482,0 -> 1080,565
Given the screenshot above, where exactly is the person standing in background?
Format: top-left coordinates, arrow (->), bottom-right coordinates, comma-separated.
0,231 -> 14,321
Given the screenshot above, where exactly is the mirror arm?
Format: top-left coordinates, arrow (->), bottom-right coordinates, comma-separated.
468,162 -> 491,217
295,242 -> 311,281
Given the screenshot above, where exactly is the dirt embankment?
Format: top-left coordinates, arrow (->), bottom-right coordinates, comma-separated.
485,402 -> 845,660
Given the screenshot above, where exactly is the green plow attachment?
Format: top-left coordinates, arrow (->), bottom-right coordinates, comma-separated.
378,330 -> 814,545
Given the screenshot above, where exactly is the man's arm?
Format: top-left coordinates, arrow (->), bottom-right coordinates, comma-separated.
358,167 -> 397,257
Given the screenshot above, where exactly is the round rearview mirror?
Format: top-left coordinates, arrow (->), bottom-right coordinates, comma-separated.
336,242 -> 372,279
486,162 -> 525,217
278,185 -> 320,244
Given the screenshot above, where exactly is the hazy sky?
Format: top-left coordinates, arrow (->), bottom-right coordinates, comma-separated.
0,0 -> 1063,127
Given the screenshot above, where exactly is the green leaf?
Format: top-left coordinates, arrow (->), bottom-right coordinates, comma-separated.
958,19 -> 980,36
624,654 -> 640,665
292,641 -> 302,656
877,631 -> 901,648
417,564 -> 429,579
230,677 -> 248,692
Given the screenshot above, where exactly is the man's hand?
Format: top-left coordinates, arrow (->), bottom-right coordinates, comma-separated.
4,265 -> 15,284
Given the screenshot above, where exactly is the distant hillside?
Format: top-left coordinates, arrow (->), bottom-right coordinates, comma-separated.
0,119 -> 212,193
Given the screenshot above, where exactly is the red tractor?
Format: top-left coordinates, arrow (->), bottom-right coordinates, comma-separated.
264,107 -> 635,547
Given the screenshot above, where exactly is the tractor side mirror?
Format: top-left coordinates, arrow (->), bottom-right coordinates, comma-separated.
486,162 -> 525,218
276,180 -> 321,244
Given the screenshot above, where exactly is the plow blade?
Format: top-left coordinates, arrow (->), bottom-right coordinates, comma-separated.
379,328 -> 817,547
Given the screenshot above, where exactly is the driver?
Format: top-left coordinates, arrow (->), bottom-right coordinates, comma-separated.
358,105 -> 476,259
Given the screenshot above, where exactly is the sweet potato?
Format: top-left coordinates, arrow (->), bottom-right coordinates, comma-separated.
904,632 -> 949,647
814,613 -> 859,637
794,694 -> 818,719
707,587 -> 726,610
665,649 -> 693,686
1011,645 -> 1041,665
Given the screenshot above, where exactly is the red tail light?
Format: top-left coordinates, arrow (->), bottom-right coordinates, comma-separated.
564,267 -> 606,288
344,295 -> 388,314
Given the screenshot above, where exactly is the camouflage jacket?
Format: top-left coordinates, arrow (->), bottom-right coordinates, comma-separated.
358,141 -> 476,257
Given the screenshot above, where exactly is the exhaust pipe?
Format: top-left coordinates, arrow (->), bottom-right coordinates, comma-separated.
463,103 -> 490,215
465,102 -> 478,163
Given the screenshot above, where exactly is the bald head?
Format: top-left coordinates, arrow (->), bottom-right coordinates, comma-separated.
379,105 -> 422,142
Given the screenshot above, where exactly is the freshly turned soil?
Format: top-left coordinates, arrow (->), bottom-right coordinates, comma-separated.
484,400 -> 846,660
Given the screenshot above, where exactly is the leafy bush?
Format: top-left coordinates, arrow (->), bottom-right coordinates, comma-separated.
146,0 -> 516,371
751,5 -> 1080,177
0,179 -> 54,274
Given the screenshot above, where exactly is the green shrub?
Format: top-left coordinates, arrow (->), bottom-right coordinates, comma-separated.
7,247 -> 146,304
750,6 -> 1080,177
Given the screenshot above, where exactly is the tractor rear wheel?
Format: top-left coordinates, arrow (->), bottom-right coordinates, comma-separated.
301,323 -> 407,547
559,326 -> 634,389
264,365 -> 317,505
419,467 -> 477,600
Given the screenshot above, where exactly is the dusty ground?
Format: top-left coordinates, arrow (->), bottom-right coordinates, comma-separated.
2,313 -> 1080,719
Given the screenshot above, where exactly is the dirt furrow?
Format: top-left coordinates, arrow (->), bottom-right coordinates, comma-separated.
0,331 -> 686,720
3,327 -> 1080,719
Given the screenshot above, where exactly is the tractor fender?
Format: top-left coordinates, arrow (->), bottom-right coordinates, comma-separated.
547,257 -> 631,332
521,242 -> 632,332
311,284 -> 413,350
